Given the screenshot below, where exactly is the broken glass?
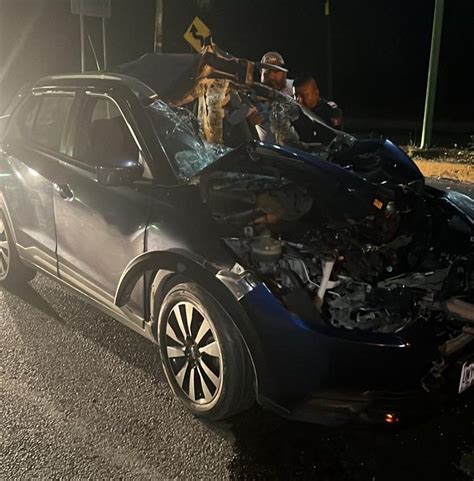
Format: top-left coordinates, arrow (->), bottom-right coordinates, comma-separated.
269,99 -> 301,145
146,99 -> 232,179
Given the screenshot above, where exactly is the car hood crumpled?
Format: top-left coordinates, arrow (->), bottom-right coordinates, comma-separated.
198,140 -> 416,222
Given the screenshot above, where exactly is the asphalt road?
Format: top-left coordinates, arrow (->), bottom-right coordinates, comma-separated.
1,180 -> 473,480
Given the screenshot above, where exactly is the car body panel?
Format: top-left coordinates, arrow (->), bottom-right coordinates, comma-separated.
198,140 -> 423,223
239,284 -> 437,404
53,159 -> 151,320
2,140 -> 59,274
332,138 -> 423,185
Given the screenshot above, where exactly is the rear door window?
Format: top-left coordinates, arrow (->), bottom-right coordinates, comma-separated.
31,95 -> 75,152
5,94 -> 41,142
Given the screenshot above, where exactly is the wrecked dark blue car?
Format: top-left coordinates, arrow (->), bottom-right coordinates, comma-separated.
0,50 -> 472,425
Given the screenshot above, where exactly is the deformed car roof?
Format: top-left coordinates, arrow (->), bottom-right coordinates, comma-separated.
113,48 -> 256,102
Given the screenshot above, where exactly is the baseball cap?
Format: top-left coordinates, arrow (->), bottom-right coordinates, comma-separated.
260,51 -> 285,66
260,51 -> 288,73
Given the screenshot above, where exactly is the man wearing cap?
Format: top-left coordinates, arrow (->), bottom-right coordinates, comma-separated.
253,51 -> 296,143
260,51 -> 294,96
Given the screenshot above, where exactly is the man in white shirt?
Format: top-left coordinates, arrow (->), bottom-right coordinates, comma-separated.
255,51 -> 295,142
260,51 -> 294,96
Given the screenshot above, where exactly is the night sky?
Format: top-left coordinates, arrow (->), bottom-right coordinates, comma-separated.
164,0 -> 474,124
1,0 -> 473,142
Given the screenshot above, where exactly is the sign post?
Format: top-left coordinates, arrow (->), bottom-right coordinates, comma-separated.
102,16 -> 107,69
80,12 -> 85,72
71,0 -> 112,71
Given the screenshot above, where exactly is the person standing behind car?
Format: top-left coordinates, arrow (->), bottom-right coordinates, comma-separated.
260,51 -> 294,96
293,75 -> 343,129
254,51 -> 294,143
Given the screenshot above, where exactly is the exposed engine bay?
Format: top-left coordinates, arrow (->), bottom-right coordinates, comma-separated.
203,172 -> 474,334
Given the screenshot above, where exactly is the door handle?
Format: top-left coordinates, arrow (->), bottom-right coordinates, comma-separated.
55,183 -> 74,201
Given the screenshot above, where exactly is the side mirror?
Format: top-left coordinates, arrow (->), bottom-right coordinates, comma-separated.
96,160 -> 144,186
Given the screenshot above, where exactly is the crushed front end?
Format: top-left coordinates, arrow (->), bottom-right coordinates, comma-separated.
199,141 -> 474,424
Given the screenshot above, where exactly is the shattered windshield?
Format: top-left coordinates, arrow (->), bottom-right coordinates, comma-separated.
146,100 -> 232,179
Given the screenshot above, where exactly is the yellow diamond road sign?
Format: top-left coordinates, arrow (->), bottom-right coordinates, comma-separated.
184,17 -> 211,52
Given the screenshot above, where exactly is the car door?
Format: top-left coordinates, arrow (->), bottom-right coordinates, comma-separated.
0,90 -> 77,274
53,89 -> 152,324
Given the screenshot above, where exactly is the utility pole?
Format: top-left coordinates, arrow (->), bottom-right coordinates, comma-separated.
324,0 -> 333,99
154,0 -> 163,52
420,0 -> 445,149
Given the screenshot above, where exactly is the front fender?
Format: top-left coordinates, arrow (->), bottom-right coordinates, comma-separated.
445,190 -> 474,224
114,249 -> 219,307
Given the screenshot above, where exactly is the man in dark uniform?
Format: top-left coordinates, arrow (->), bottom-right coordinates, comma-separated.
292,75 -> 343,145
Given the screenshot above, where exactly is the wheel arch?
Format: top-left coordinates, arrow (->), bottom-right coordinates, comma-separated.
0,192 -> 19,246
115,249 -> 263,395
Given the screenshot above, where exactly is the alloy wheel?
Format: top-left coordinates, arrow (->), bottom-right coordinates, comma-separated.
164,301 -> 223,405
0,216 -> 10,279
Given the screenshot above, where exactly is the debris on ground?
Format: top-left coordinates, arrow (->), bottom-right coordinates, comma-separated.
400,146 -> 473,182
404,146 -> 474,165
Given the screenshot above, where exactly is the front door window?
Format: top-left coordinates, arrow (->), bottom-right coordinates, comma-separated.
74,96 -> 139,167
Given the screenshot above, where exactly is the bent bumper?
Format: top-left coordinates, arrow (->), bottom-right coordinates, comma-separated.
286,372 -> 472,426
285,389 -> 439,426
240,284 -> 473,425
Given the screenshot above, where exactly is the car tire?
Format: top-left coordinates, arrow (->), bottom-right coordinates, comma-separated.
0,210 -> 36,285
157,281 -> 255,420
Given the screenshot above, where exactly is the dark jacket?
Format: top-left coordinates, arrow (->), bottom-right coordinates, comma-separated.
292,98 -> 343,145
312,98 -> 343,129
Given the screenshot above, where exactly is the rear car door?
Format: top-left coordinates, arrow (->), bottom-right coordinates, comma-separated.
0,90 -> 76,274
53,89 -> 152,324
